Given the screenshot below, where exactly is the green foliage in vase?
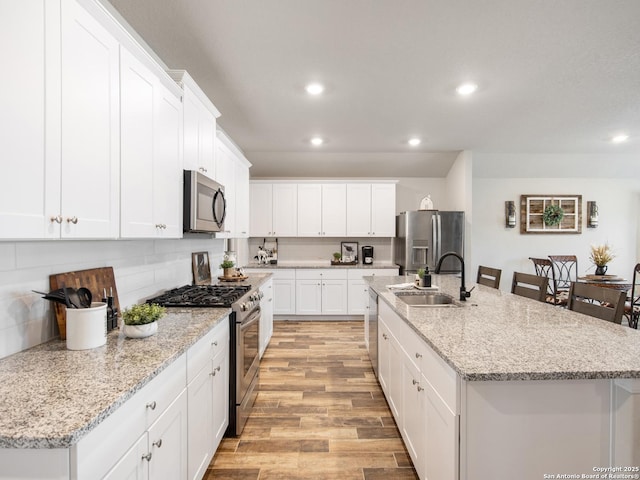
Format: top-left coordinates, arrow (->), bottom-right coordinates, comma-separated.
123,303 -> 166,325
220,259 -> 235,269
333,252 -> 342,261
417,268 -> 426,278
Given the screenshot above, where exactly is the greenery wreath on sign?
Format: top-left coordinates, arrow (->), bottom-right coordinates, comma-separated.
542,204 -> 564,226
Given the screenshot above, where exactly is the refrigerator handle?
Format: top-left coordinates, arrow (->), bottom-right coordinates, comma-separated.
432,214 -> 441,265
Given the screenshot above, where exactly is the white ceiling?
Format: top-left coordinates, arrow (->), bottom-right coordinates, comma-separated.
106,0 -> 640,178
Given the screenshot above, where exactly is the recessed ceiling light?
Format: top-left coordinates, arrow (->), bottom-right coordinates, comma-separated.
408,138 -> 421,146
310,137 -> 324,146
305,83 -> 325,95
611,134 -> 629,143
456,83 -> 478,96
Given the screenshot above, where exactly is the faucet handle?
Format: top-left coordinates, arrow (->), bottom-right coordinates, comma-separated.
460,286 -> 475,301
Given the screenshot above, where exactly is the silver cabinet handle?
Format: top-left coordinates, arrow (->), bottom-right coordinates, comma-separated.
412,379 -> 419,385
382,333 -> 388,340
142,452 -> 152,461
152,439 -> 162,448
146,401 -> 157,410
199,167 -> 207,173
415,353 -> 422,359
66,216 -> 78,224
210,366 -> 221,377
50,215 -> 63,224
212,340 -> 218,346
417,385 -> 424,392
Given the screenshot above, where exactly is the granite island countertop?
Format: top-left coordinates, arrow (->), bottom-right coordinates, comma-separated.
368,275 -> 640,382
0,307 -> 232,449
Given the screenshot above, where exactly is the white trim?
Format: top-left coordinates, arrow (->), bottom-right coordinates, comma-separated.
614,378 -> 640,394
166,70 -> 221,118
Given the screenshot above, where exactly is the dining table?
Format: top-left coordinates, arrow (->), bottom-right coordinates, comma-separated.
576,274 -> 632,292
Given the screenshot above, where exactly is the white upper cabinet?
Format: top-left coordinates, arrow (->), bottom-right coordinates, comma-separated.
120,47 -> 183,239
215,131 -> 251,238
169,70 -> 220,179
250,183 -> 297,237
347,183 -> 396,237
60,0 -> 120,239
0,0 -> 60,239
297,184 -> 346,237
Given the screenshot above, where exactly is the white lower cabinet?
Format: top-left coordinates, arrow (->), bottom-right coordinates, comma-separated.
378,300 -> 459,480
187,319 -> 230,480
103,434 -> 149,480
243,270 -> 297,316
296,270 -> 347,315
348,269 -> 399,315
259,278 -> 274,357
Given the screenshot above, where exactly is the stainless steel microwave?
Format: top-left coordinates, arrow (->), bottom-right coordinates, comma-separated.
183,170 -> 227,233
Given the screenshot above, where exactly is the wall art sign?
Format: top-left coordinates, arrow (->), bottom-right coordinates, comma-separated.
520,195 -> 582,234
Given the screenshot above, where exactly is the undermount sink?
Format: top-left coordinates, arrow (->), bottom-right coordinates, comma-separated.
394,291 -> 459,307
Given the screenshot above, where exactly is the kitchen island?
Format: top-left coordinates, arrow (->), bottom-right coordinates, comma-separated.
367,275 -> 640,480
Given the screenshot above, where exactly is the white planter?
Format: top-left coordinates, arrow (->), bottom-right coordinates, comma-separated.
123,321 -> 158,339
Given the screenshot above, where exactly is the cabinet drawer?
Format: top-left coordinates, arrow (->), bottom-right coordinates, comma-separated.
187,318 -> 230,383
297,269 -> 348,280
348,268 -> 399,279
73,353 -> 186,479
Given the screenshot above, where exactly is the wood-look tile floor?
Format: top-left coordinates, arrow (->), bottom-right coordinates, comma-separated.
206,320 -> 418,480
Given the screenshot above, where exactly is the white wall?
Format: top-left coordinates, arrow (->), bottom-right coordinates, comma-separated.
0,237 -> 225,359
472,177 -> 639,291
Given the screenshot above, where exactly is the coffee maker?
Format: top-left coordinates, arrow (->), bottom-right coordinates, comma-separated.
362,246 -> 374,264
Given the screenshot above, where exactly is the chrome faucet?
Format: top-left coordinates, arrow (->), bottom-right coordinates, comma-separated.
435,251 -> 472,301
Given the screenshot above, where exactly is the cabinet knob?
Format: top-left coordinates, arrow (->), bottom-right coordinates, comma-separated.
199,167 -> 207,173
146,401 -> 157,410
417,385 -> 424,392
152,439 -> 163,448
50,215 -> 63,224
212,340 -> 218,346
66,216 -> 78,224
412,379 -> 419,385
142,452 -> 152,462
382,333 -> 388,340
415,353 -> 422,359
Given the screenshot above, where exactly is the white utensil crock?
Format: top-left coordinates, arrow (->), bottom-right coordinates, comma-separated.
66,302 -> 107,350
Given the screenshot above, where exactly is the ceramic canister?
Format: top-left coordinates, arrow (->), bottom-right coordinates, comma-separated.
66,302 -> 107,350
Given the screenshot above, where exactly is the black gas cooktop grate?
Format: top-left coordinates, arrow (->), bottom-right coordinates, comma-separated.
147,284 -> 251,307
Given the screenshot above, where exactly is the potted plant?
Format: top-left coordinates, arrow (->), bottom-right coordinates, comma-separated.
589,243 -> 615,275
332,252 -> 342,264
122,303 -> 166,338
220,259 -> 235,278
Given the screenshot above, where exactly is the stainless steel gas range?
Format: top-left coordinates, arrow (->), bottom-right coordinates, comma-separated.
147,283 -> 263,436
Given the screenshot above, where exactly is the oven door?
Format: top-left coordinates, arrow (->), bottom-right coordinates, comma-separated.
183,170 -> 226,233
236,306 -> 260,401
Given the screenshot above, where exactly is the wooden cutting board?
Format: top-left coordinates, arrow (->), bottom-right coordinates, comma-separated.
49,267 -> 121,339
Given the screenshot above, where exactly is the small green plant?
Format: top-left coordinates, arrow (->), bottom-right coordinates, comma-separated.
220,259 -> 235,269
123,303 -> 166,326
417,268 -> 426,278
332,252 -> 342,261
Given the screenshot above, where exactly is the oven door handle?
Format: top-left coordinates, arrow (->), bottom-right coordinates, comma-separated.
239,307 -> 261,332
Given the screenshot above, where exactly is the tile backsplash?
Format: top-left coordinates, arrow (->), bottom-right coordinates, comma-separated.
0,237 -> 225,359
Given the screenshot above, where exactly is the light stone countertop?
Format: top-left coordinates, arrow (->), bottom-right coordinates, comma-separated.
368,275 -> 640,382
244,261 -> 399,269
0,307 -> 230,449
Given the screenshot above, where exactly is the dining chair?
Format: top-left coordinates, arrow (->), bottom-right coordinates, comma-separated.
548,255 -> 578,305
511,272 -> 549,302
567,282 -> 626,324
477,266 -> 502,289
623,263 -> 640,329
529,257 -> 560,305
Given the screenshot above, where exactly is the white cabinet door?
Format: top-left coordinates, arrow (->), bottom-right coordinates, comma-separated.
296,279 -> 322,315
423,377 -> 458,480
216,142 -> 236,236
378,319 -> 391,395
297,184 -> 323,236
60,0 -> 119,239
346,184 -> 371,237
187,367 -> 214,480
250,183 -> 273,237
370,183 -> 396,237
120,47 -> 155,238
148,390 -> 188,480
272,184 -> 298,236
153,83 -> 183,238
235,160 -> 250,237
321,184 -> 346,236
198,110 -> 216,178
402,355 -> 426,479
0,0 -> 60,239
259,279 -> 274,358
181,81 -> 216,177
211,343 -> 230,448
182,87 -> 200,172
273,278 -> 296,315
348,278 -> 367,315
321,279 -> 348,314
103,434 -> 149,480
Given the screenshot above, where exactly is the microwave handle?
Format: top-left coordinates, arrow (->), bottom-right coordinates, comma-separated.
212,188 -> 227,228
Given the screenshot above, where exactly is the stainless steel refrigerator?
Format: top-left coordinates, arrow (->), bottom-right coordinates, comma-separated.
394,210 -> 465,274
